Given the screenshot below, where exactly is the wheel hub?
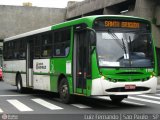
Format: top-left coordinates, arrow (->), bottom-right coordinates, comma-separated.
61,85 -> 68,98
17,81 -> 21,90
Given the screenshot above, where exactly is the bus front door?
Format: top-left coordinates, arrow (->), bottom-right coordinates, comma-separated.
74,30 -> 90,95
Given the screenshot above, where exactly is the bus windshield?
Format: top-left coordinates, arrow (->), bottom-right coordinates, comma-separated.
96,29 -> 154,68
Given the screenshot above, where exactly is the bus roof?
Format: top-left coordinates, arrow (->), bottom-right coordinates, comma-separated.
4,26 -> 51,42
4,15 -> 149,42
51,15 -> 149,30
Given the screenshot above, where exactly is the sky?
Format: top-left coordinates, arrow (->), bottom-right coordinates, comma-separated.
0,0 -> 84,8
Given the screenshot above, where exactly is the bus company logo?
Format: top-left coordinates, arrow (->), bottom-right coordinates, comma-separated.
2,114 -> 8,120
36,62 -> 46,70
2,114 -> 18,120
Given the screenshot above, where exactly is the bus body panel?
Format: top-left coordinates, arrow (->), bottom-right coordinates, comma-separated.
50,58 -> 72,92
3,60 -> 26,72
3,72 -> 16,86
3,60 -> 26,86
33,59 -> 50,91
33,75 -> 50,91
91,76 -> 157,95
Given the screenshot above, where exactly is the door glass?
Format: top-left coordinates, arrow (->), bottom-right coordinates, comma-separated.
76,30 -> 90,90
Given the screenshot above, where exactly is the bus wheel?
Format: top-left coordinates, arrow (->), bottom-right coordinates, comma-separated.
110,95 -> 127,104
59,78 -> 73,104
16,74 -> 24,93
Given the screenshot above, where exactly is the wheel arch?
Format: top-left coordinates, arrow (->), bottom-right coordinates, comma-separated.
16,72 -> 21,85
57,73 -> 67,93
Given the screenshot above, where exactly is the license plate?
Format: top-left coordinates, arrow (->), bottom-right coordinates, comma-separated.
125,85 -> 136,90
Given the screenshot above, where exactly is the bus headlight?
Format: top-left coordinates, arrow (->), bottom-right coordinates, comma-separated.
150,72 -> 155,78
101,76 -> 105,79
150,75 -> 153,78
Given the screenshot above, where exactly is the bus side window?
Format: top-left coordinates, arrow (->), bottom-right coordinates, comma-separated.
14,40 -> 20,59
53,28 -> 71,57
41,32 -> 52,57
8,41 -> 14,59
3,42 -> 8,60
34,36 -> 41,58
65,46 -> 70,56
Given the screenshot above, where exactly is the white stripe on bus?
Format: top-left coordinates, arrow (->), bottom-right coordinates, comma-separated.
7,99 -> 33,112
32,98 -> 63,110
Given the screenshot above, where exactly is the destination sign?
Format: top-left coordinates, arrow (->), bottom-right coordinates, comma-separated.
93,19 -> 150,30
104,21 -> 140,29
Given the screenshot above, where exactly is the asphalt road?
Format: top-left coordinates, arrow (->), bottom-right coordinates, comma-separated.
0,81 -> 160,120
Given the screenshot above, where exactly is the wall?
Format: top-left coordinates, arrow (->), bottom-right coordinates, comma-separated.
66,0 -> 127,19
0,5 -> 66,39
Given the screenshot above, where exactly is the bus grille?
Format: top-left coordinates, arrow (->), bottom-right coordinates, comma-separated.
108,77 -> 150,82
106,87 -> 150,92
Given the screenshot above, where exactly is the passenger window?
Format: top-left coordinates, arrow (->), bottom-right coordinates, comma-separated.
41,32 -> 52,57
53,28 -> 71,57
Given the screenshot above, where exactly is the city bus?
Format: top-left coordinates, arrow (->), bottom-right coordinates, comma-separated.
3,15 -> 157,103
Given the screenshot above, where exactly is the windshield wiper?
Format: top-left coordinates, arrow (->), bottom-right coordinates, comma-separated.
121,38 -> 127,58
107,30 -> 123,49
128,36 -> 133,52
107,30 -> 127,58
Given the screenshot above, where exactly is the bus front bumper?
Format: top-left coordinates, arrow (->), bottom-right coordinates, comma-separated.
91,76 -> 157,95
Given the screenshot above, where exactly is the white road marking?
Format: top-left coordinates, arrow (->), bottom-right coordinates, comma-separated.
128,96 -> 160,105
138,94 -> 160,100
32,98 -> 63,110
71,104 -> 91,109
0,95 -> 29,97
7,99 -> 33,112
122,100 -> 145,106
98,96 -> 145,106
0,108 -> 3,113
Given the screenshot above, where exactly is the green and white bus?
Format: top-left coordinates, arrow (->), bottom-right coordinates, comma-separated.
3,15 -> 157,103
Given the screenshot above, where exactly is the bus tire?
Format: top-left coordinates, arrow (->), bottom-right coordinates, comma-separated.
110,95 -> 127,104
16,74 -> 24,93
59,78 -> 73,104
